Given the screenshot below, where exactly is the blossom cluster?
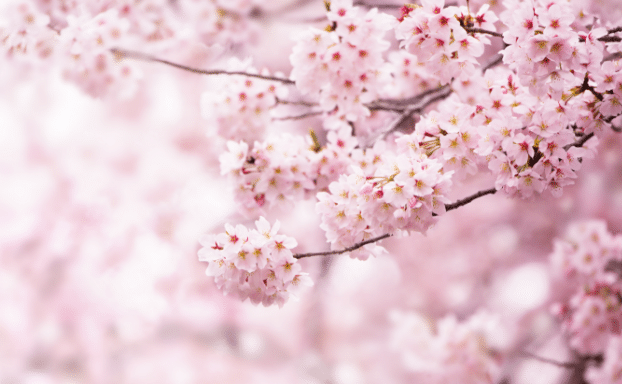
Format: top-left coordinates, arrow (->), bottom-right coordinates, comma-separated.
219,128 -> 387,216
1,0 -> 264,98
394,0 -> 497,84
550,221 -> 622,355
390,310 -> 507,384
198,217 -> 312,307
402,67 -> 599,198
289,0 -> 394,127
500,0 -> 601,99
201,59 -> 287,143
316,148 -> 453,260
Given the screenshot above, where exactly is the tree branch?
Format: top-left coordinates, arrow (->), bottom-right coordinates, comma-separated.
483,53 -> 504,72
295,187 -> 500,259
293,233 -> 393,259
445,187 -> 497,211
379,88 -> 454,138
272,111 -> 323,121
520,351 -> 578,369
370,85 -> 450,110
275,97 -> 317,107
464,27 -> 504,38
564,132 -> 595,151
110,48 -> 296,85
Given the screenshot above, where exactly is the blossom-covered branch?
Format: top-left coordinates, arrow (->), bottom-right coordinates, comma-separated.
293,233 -> 393,259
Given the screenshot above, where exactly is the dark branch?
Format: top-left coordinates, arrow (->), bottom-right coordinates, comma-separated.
110,48 -> 296,85
293,233 -> 392,259
464,27 -> 504,38
275,97 -> 317,107
577,74 -> 604,101
564,132 -> 595,151
445,187 -> 497,211
371,85 -> 450,110
294,187 -> 501,259
379,88 -> 453,138
273,111 -> 323,121
483,54 -> 504,72
520,351 -> 578,369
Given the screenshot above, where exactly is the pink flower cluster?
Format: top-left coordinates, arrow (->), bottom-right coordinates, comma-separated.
550,220 -> 622,355
316,149 -> 452,260
59,9 -> 139,97
402,67 -> 599,198
201,59 -> 287,142
594,60 -> 622,118
500,0 -> 602,99
390,310 -> 506,384
198,217 -> 312,308
289,0 -> 394,127
0,1 -> 56,64
394,0 -> 497,84
220,128 -> 386,215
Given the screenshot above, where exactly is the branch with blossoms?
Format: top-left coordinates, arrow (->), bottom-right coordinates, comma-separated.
294,186 -> 498,259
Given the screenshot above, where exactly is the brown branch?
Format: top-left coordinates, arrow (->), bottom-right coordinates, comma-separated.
483,53 -> 504,72
110,48 -> 296,85
273,111 -> 323,120
577,74 -> 604,101
563,132 -> 595,151
464,27 -> 504,38
379,88 -> 453,138
294,187 -> 499,259
293,233 -> 393,259
371,85 -> 450,110
275,97 -> 317,107
520,351 -> 578,369
445,187 -> 497,211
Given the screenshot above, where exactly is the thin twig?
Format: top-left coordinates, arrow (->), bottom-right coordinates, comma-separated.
275,97 -> 318,107
604,51 -> 622,62
464,27 -> 504,38
379,88 -> 454,138
445,187 -> 497,211
371,85 -> 450,109
293,233 -> 393,259
272,111 -> 323,121
483,54 -> 504,72
577,74 -> 604,101
110,48 -> 296,85
599,35 -> 622,42
564,132 -> 595,150
295,187 -> 500,259
520,351 -> 578,369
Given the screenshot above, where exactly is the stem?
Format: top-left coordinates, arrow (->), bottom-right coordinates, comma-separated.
275,97 -> 317,107
295,188 -> 500,259
372,85 -> 450,110
110,48 -> 296,85
520,351 -> 577,369
577,74 -> 604,101
445,187 -> 497,211
564,132 -> 595,151
293,233 -> 393,259
483,54 -> 504,72
464,27 -> 504,38
273,111 -> 323,120
379,88 -> 453,138
352,1 -> 403,9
